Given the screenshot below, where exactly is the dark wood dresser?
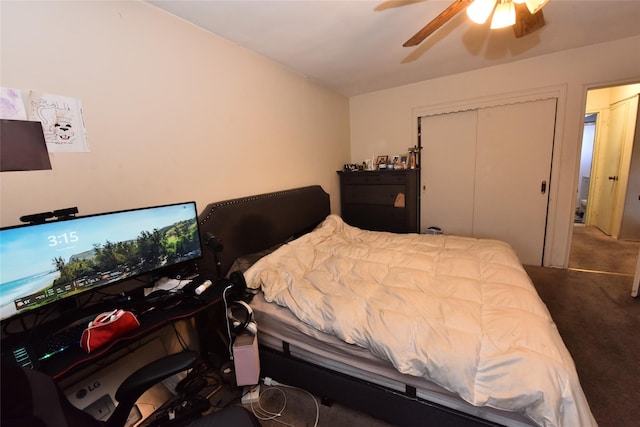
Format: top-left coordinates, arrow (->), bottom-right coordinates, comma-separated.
337,169 -> 419,233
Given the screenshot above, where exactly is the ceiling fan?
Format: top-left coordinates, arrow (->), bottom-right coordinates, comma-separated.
403,0 -> 549,47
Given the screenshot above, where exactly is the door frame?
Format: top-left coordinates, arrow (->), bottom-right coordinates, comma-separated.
578,84 -> 640,240
411,85 -> 567,267
584,108 -> 607,228
580,113 -> 600,226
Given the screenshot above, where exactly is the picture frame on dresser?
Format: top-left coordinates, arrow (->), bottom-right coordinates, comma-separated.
375,155 -> 388,165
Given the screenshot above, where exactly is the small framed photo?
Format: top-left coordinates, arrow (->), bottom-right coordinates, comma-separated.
391,155 -> 400,165
400,155 -> 408,165
376,155 -> 388,165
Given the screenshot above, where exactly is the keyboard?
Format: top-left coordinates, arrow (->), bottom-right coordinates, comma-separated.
34,323 -> 86,361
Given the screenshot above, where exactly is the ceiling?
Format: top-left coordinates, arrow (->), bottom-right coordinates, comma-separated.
147,1 -> 640,97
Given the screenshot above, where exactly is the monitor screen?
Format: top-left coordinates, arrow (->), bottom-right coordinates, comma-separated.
0,202 -> 203,322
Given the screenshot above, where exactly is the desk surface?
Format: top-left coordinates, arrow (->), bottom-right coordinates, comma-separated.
56,294 -> 221,380
1,289 -> 223,381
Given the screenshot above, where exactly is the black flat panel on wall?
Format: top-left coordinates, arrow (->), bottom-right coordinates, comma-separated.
0,119 -> 51,172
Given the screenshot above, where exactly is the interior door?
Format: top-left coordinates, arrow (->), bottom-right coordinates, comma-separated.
620,96 -> 640,240
474,99 -> 556,265
420,98 -> 556,265
593,101 -> 630,235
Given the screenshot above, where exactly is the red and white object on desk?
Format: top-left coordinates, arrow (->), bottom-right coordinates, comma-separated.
80,310 -> 140,353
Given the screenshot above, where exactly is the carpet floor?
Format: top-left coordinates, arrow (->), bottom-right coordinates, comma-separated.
526,266 -> 640,427
569,225 -> 640,275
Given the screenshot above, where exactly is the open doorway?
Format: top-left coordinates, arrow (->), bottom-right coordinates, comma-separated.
574,113 -> 596,224
569,82 -> 640,276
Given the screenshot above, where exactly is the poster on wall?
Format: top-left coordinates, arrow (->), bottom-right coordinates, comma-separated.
28,91 -> 90,152
0,87 -> 28,120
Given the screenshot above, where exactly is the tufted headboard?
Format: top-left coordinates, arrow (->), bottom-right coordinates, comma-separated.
196,186 -> 330,279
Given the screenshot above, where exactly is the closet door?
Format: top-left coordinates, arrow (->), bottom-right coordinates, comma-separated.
474,99 -> 556,265
421,110 -> 477,236
420,98 -> 556,265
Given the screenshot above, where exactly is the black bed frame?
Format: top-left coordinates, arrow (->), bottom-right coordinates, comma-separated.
197,186 -> 504,426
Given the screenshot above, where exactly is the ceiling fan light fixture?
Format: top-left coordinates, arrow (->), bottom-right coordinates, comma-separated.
490,1 -> 516,29
525,0 -> 549,14
467,0 -> 498,24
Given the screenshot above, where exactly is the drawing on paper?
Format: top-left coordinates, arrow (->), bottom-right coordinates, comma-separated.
29,92 -> 89,152
0,87 -> 27,120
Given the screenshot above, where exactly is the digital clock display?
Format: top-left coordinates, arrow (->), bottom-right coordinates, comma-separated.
48,231 -> 79,247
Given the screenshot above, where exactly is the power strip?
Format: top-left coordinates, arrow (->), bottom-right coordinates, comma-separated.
241,384 -> 261,404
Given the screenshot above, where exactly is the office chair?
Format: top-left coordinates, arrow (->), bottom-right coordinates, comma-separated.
0,351 -> 260,427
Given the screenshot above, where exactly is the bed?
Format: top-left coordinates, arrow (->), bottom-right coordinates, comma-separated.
197,186 -> 596,427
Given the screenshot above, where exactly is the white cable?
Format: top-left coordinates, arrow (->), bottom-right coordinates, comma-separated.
250,386 -> 287,422
251,378 -> 320,427
222,283 -> 235,360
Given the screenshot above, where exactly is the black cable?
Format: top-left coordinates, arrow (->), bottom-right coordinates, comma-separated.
170,320 -> 189,351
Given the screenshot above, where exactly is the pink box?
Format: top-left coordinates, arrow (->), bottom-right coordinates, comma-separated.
233,333 -> 260,386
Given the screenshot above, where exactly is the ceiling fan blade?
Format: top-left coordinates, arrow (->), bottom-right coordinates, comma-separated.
403,0 -> 470,47
513,2 -> 545,38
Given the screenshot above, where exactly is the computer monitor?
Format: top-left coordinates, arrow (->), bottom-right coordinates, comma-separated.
0,202 -> 203,322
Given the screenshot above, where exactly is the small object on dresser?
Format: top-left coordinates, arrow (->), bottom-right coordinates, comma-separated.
365,159 -> 374,170
425,226 -> 443,235
376,155 -> 388,169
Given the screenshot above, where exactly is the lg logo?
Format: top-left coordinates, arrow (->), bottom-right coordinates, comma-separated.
75,381 -> 101,399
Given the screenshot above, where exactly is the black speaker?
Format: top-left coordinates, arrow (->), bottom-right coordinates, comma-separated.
229,271 -> 247,292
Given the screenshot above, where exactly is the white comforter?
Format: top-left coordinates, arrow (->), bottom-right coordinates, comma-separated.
244,215 -> 596,427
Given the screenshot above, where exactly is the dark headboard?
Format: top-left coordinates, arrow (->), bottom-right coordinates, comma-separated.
196,186 -> 330,279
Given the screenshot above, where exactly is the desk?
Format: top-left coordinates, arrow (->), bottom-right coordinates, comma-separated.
1,288 -> 223,381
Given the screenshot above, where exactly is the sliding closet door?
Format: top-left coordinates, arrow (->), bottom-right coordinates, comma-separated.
421,110 -> 477,236
420,98 -> 556,265
474,99 -> 556,265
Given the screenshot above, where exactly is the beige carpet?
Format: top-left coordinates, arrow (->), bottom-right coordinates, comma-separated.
569,225 -> 640,275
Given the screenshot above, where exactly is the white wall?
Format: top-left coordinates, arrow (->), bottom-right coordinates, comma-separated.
579,124 -> 595,182
349,36 -> 640,267
577,123 -> 594,216
0,1 -> 350,227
